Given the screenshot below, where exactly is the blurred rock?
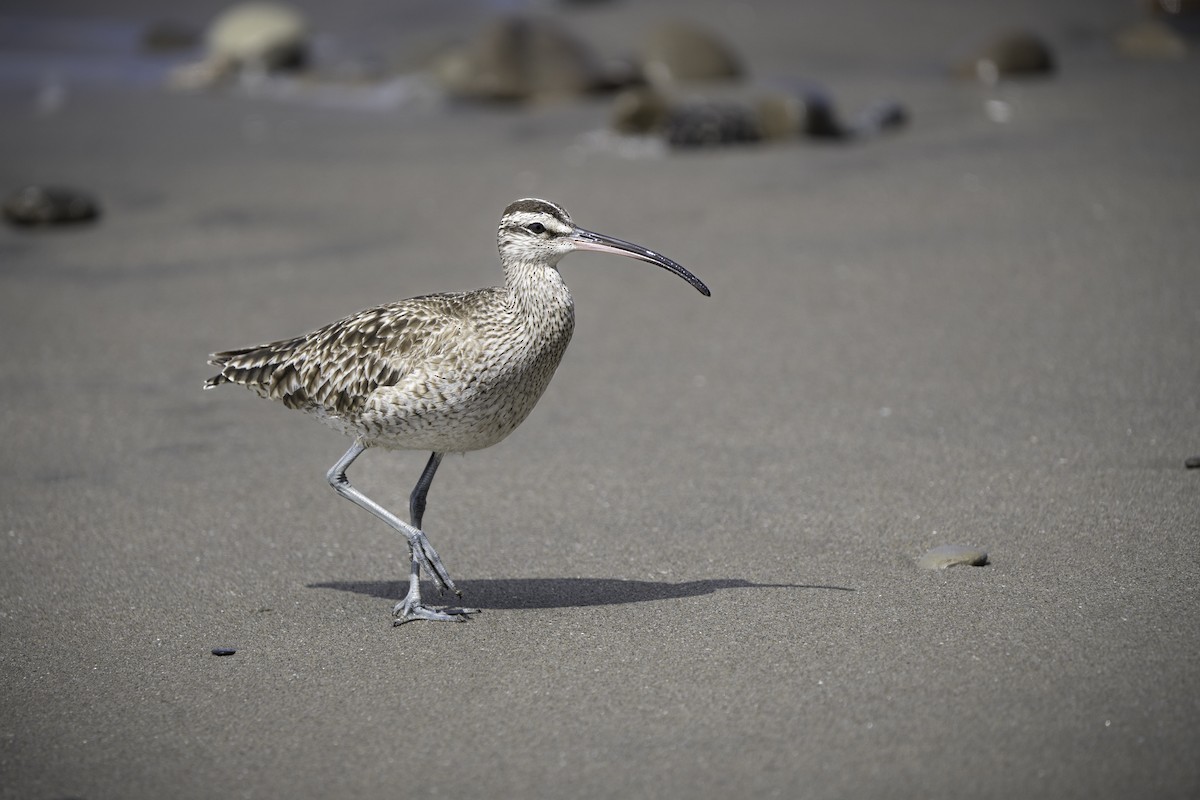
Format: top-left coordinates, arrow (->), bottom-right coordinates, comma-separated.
1117,0 -> 1200,57
205,2 -> 308,70
637,21 -> 743,86
611,87 -> 673,135
1115,19 -> 1188,58
664,101 -> 762,147
763,89 -> 845,139
612,86 -> 905,148
1141,0 -> 1200,16
955,29 -> 1055,85
434,15 -> 629,103
169,2 -> 310,90
3,186 -> 100,227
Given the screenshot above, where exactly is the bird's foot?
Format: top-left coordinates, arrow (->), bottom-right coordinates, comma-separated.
408,529 -> 461,596
392,596 -> 480,625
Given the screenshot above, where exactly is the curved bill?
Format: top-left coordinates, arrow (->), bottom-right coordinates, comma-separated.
571,227 -> 711,297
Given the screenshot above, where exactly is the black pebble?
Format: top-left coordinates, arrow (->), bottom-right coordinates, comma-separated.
211,647 -> 237,656
1186,456 -> 1200,469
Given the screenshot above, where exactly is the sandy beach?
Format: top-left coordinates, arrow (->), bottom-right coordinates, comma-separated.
1,1 -> 1197,797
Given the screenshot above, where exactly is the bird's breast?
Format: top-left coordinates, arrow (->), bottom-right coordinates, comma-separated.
353,300 -> 575,452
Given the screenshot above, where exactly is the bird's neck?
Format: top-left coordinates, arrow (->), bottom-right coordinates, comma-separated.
503,259 -> 575,323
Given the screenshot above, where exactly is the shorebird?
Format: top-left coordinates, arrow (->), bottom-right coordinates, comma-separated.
205,198 -> 710,624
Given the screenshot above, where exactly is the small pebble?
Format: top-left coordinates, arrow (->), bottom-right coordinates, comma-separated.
211,647 -> 237,656
918,544 -> 989,570
1185,456 -> 1200,469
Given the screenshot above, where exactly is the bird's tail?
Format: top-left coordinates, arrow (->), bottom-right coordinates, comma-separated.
203,341 -> 298,395
203,350 -> 237,390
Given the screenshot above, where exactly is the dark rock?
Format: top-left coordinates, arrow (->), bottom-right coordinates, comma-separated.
612,85 -> 906,147
3,186 -> 100,227
664,101 -> 762,147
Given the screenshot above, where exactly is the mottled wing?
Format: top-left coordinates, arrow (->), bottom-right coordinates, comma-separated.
205,292 -> 486,417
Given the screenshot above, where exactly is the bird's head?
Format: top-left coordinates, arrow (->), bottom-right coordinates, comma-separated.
497,198 -> 710,296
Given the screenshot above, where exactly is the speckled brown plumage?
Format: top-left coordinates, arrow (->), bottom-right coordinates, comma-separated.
205,286 -> 572,453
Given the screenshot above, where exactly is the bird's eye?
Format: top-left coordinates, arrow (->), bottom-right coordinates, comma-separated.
528,222 -> 546,235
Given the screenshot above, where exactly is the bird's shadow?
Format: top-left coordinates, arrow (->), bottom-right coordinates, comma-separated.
309,576 -> 853,610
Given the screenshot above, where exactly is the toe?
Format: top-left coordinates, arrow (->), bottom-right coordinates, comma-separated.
392,604 -> 480,625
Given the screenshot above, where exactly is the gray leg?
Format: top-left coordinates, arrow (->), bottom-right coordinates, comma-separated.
410,451 -> 444,530
326,440 -> 478,624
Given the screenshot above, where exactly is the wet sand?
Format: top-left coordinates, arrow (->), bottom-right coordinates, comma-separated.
1,1 -> 1198,798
